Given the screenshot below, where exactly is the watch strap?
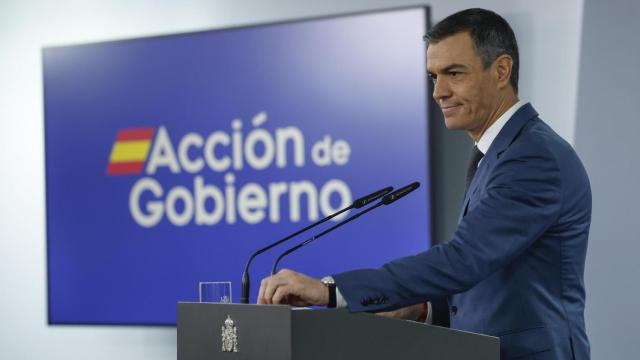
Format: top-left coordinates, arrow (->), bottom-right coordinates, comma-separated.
325,282 -> 336,308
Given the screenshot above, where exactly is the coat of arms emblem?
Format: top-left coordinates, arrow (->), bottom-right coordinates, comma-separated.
221,315 -> 239,352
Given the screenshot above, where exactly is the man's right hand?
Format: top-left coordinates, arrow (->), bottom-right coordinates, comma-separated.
257,269 -> 329,306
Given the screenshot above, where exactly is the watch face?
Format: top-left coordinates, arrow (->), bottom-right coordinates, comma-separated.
321,276 -> 335,285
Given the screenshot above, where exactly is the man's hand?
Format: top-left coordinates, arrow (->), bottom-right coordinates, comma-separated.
377,303 -> 428,322
257,269 -> 329,306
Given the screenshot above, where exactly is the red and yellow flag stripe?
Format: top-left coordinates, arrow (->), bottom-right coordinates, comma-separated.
107,128 -> 155,175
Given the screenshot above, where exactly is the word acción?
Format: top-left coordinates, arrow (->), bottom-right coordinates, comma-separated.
146,112 -> 351,174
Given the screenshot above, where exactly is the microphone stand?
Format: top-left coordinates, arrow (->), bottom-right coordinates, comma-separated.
270,181 -> 420,275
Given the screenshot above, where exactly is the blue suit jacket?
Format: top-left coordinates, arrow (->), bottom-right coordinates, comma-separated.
333,104 -> 591,359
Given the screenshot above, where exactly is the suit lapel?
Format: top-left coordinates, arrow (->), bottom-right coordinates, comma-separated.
458,103 -> 539,222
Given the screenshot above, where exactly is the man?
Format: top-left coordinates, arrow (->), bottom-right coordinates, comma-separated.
258,8 -> 591,360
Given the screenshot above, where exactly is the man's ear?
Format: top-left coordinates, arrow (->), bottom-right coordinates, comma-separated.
493,54 -> 513,90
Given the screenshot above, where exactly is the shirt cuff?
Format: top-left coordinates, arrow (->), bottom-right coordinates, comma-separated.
335,285 -> 347,308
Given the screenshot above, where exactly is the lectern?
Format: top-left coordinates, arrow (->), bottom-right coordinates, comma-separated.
177,303 -> 499,360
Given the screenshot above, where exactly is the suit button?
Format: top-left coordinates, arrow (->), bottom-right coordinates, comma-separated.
450,305 -> 458,316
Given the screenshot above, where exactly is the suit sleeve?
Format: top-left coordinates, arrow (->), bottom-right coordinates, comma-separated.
333,142 -> 563,312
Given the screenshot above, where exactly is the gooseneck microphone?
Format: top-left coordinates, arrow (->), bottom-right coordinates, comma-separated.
270,181 -> 420,275
240,186 -> 393,303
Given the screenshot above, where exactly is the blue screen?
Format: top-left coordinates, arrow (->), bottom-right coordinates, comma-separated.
44,7 -> 431,325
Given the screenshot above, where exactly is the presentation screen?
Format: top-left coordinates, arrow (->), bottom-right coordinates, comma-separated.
44,7 -> 432,325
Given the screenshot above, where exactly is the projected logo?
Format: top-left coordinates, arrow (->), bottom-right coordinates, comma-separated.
106,112 -> 354,228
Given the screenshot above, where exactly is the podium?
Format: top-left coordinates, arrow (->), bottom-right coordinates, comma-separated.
177,303 -> 499,359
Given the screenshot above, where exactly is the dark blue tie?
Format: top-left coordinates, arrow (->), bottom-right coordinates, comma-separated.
465,145 -> 484,190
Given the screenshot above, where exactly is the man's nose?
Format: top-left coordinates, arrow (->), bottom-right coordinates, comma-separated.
432,78 -> 451,102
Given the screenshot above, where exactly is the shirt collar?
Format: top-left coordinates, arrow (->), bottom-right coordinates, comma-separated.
476,100 -> 525,154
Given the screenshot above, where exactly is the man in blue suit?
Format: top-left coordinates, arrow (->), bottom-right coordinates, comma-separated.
258,8 -> 591,359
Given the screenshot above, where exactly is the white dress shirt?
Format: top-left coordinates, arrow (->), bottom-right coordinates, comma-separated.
476,100 -> 524,156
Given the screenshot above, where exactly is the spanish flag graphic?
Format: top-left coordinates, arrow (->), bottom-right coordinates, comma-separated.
106,128 -> 155,175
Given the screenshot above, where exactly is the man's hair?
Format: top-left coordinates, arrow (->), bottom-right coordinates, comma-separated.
424,8 -> 519,93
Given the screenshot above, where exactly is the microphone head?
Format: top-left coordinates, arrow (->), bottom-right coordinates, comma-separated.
353,186 -> 393,208
381,181 -> 420,205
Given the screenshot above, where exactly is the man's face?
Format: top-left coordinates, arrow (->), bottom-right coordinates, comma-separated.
427,32 -> 499,133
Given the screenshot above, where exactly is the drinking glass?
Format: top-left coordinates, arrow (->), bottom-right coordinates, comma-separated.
199,281 -> 232,303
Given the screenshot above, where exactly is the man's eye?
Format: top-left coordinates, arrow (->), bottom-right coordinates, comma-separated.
449,71 -> 460,78
428,75 -> 437,84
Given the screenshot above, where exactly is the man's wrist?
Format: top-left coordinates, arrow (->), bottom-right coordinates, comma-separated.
320,276 -> 337,308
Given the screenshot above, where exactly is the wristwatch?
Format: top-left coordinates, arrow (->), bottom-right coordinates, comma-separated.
321,276 -> 337,308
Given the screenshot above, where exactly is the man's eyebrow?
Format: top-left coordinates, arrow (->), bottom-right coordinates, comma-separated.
427,63 -> 468,77
431,63 -> 469,74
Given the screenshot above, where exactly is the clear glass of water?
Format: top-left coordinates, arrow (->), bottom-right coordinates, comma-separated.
199,281 -> 232,303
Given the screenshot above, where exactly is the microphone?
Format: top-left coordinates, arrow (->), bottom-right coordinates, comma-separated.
381,181 -> 420,204
240,186 -> 393,303
270,181 -> 420,275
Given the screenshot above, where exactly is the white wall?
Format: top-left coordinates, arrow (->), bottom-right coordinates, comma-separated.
0,1 -> 583,359
575,0 -> 640,357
